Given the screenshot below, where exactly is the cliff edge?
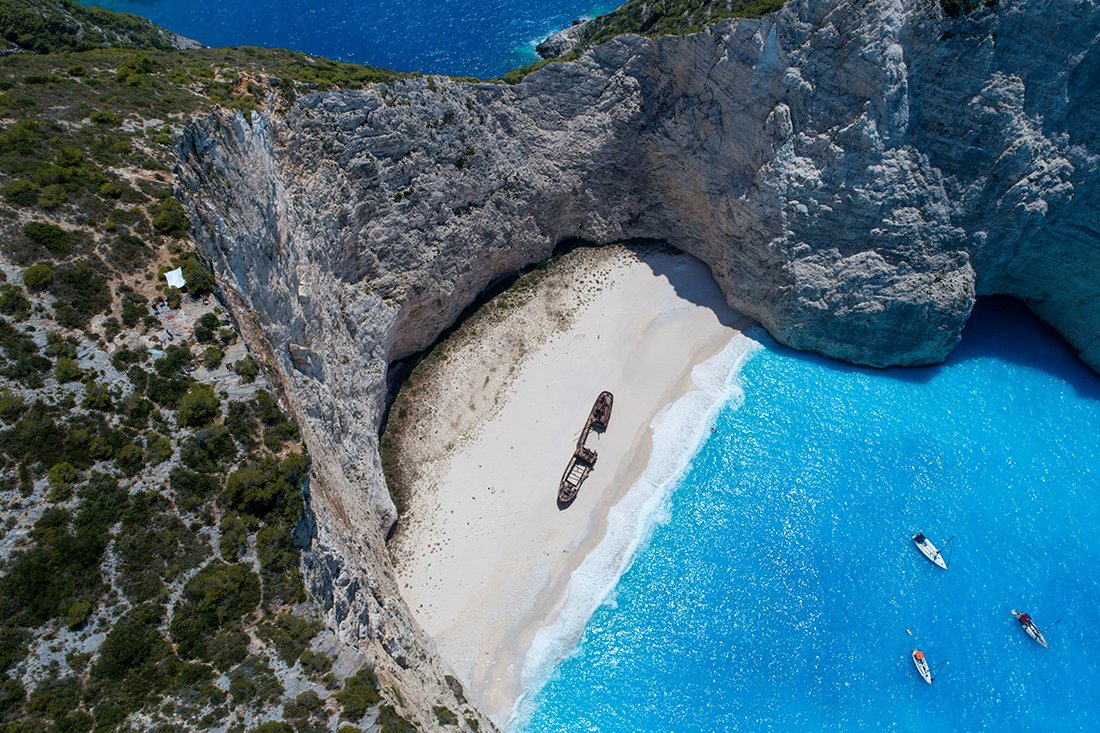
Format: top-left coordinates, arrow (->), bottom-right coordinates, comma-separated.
178,0 -> 1100,725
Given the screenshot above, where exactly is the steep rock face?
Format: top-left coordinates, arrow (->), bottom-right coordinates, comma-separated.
178,0 -> 1100,724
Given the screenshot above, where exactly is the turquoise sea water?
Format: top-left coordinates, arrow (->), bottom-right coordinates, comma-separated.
520,298 -> 1100,731
81,0 -> 618,77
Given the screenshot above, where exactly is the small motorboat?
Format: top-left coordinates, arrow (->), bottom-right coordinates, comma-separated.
912,649 -> 933,685
912,532 -> 953,570
1011,609 -> 1050,649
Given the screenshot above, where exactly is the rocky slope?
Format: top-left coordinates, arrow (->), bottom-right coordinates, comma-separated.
0,0 -> 200,53
178,0 -> 1100,725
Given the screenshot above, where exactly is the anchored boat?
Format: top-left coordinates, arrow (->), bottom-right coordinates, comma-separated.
1011,609 -> 1053,649
557,391 -> 614,509
912,532 -> 953,570
911,649 -> 933,685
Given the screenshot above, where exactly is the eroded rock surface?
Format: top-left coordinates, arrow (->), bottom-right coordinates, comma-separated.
178,0 -> 1100,725
535,18 -> 589,58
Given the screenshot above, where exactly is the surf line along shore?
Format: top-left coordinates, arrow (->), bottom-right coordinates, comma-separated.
387,244 -> 750,722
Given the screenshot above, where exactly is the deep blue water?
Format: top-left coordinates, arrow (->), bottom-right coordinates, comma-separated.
82,0 -> 617,77
521,298 -> 1100,731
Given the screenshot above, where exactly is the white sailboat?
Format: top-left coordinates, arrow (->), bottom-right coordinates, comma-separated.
912,532 -> 953,570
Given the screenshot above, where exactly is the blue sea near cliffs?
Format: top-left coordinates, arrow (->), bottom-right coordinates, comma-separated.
518,297 -> 1100,731
81,0 -> 618,77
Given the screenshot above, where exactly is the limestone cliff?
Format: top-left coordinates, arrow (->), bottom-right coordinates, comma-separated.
177,0 -> 1100,726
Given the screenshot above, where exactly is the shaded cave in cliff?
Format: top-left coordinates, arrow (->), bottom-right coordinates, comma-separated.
379,236 -> 672,431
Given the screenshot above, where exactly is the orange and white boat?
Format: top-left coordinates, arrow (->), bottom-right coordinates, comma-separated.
912,649 -> 933,685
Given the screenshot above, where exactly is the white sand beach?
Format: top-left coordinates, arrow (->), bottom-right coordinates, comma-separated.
388,245 -> 748,722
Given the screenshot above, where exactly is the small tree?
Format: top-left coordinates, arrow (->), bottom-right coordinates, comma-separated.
22,264 -> 53,290
175,383 -> 220,427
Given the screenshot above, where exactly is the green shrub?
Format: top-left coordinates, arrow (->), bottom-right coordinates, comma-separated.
377,704 -> 417,733
230,354 -> 259,383
434,706 -> 459,726
0,285 -> 30,320
169,561 -> 260,662
115,492 -> 204,603
206,629 -> 250,671
336,668 -> 381,720
202,346 -> 224,369
46,461 -> 77,491
194,313 -> 220,343
115,443 -> 144,475
298,648 -> 333,679
152,197 -> 188,237
120,297 -> 148,328
22,264 -> 53,290
54,357 -> 81,382
0,319 -> 48,387
250,723 -> 294,733
65,598 -> 93,630
89,110 -> 121,125
257,613 -> 321,665
180,424 -> 237,472
175,383 -> 220,427
86,601 -> 204,717
83,381 -> 112,411
253,390 -> 284,425
0,628 -> 30,674
222,453 -> 308,520
0,674 -> 26,722
26,675 -> 81,723
103,317 -> 121,342
166,286 -> 181,309
1,179 -> 40,206
146,434 -> 172,465
110,345 -> 147,371
83,432 -> 112,460
0,389 -> 26,422
179,254 -> 216,296
23,222 -> 71,256
257,523 -> 305,608
263,419 -> 301,451
92,603 -> 169,683
0,399 -> 63,465
225,400 -> 258,448
50,259 -> 111,329
217,513 -> 253,560
45,331 -> 77,359
284,690 -> 324,721
169,464 -> 218,505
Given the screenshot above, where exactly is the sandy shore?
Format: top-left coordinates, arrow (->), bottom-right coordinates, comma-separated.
389,245 -> 748,723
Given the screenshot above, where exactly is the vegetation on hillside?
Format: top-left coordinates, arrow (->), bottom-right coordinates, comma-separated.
0,0 -> 199,54
579,0 -> 787,48
0,2 -> 426,731
498,0 -> 786,83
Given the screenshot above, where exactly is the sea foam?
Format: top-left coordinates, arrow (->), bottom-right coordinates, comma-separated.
508,331 -> 763,730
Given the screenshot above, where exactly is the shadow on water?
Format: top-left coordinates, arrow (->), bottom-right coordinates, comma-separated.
758,295 -> 1100,401
947,296 -> 1100,401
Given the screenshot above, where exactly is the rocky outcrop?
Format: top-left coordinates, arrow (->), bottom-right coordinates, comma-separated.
535,18 -> 589,58
177,0 -> 1100,726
